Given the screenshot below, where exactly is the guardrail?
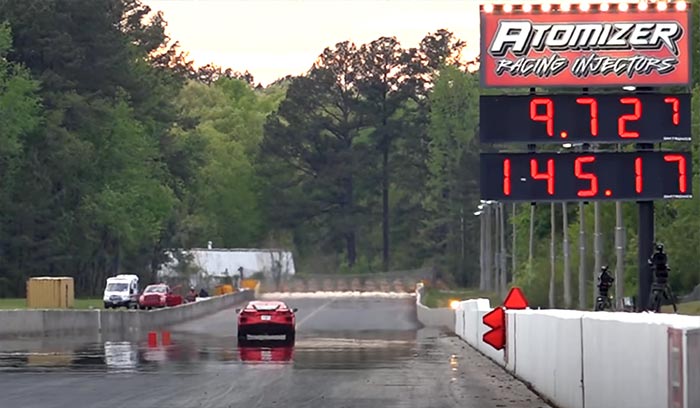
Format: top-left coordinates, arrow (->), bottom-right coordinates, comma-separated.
454,298 -> 700,408
0,290 -> 254,339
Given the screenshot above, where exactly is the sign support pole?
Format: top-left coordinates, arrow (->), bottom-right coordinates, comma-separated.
637,134 -> 655,312
637,200 -> 654,312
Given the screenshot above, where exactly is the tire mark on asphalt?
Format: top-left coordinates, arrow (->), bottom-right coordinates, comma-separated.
296,298 -> 337,329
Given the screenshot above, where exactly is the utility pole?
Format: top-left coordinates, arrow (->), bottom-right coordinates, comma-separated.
578,202 -> 587,309
593,201 -> 602,307
549,202 -> 556,308
638,202 -> 654,311
563,202 -> 571,309
614,144 -> 625,310
460,205 -> 466,286
615,202 -> 625,310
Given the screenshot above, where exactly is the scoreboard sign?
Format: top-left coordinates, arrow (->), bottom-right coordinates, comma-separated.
480,93 -> 692,144
479,2 -> 692,88
480,151 -> 692,202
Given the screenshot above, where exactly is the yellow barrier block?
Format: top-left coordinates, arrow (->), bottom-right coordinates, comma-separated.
239,279 -> 261,297
214,284 -> 235,296
26,277 -> 75,309
240,279 -> 259,289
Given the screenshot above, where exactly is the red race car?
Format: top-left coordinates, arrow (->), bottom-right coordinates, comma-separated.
237,300 -> 297,343
139,284 -> 182,309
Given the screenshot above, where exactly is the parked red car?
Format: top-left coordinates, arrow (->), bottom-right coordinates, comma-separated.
237,300 -> 297,343
139,284 -> 182,309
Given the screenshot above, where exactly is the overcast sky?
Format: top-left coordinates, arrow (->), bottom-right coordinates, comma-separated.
144,0 -> 482,85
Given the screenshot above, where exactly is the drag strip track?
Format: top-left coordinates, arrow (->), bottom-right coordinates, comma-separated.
0,295 -> 551,408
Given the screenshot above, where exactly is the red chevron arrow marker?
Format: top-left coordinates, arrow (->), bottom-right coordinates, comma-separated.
482,287 -> 529,351
482,306 -> 505,350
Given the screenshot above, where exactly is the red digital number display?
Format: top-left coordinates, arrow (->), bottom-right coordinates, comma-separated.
574,156 -> 597,197
481,94 -> 692,144
617,97 -> 642,138
491,152 -> 692,202
664,154 -> 687,193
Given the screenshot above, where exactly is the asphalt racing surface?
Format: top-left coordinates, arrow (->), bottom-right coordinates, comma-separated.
0,295 -> 551,408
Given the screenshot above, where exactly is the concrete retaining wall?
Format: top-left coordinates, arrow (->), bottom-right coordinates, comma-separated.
415,283 -> 455,332
0,290 -> 254,339
454,298 -> 700,408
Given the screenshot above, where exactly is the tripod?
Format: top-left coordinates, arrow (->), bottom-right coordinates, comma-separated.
648,281 -> 677,313
594,267 -> 614,312
594,292 -> 613,311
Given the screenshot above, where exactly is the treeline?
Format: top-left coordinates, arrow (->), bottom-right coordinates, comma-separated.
0,0 -> 481,296
1,0 -> 698,306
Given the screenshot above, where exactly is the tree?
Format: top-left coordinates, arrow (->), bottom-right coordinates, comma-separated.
0,0 -> 183,294
356,30 -> 467,272
422,65 -> 480,285
260,41 -> 368,267
171,78 -> 284,248
356,37 -> 406,271
0,23 -> 44,295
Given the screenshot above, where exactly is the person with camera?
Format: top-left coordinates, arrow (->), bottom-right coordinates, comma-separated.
595,265 -> 615,311
648,243 -> 677,313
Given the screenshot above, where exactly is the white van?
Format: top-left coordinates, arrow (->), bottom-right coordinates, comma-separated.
103,274 -> 139,309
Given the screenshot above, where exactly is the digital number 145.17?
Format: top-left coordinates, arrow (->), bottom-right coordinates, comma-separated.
502,154 -> 688,197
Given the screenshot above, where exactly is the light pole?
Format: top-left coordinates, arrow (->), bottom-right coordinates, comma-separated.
563,202 -> 571,308
549,202 -> 556,308
594,201 -> 602,307
579,201 -> 587,309
499,202 -> 507,299
493,201 -> 500,296
479,200 -> 498,292
476,208 -> 486,291
512,203 -> 516,283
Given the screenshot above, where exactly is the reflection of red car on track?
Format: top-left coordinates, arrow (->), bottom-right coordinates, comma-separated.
237,300 -> 297,342
239,345 -> 294,362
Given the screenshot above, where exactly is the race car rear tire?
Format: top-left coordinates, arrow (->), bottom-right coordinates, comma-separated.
237,330 -> 247,342
286,329 -> 295,343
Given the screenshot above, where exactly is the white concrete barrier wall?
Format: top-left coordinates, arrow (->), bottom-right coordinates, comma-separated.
414,284 -> 455,332
511,310 -> 584,408
0,290 -> 254,338
453,300 -> 700,408
582,313 -> 668,408
416,302 -> 455,331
